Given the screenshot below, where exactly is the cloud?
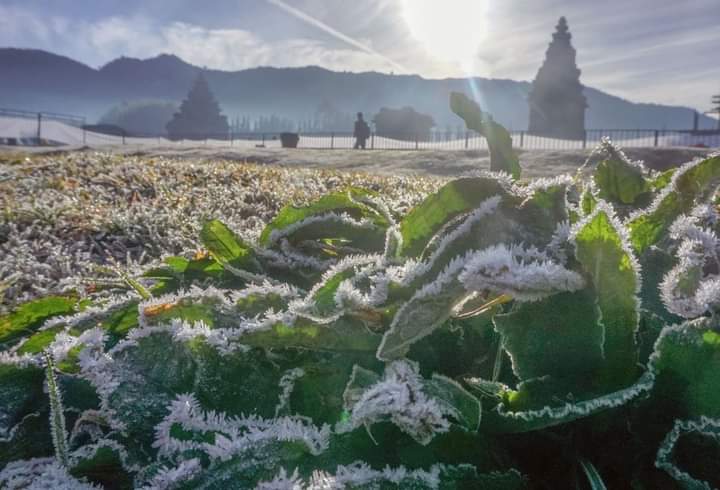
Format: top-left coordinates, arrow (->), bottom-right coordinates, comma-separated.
1,1 -> 718,111
0,5 -> 402,74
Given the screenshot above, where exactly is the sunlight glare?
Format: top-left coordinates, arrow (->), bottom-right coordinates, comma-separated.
401,0 -> 488,70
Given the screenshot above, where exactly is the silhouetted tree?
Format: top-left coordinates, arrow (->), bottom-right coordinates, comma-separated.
100,100 -> 177,136
373,107 -> 434,141
166,73 -> 229,140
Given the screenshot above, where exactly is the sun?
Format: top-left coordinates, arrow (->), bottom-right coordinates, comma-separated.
401,0 -> 488,70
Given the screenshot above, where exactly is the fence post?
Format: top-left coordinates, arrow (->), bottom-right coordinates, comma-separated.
465,131 -> 469,149
582,130 -> 587,149
36,113 -> 42,141
415,133 -> 419,150
519,131 -> 524,148
262,133 -> 266,146
371,132 -> 375,150
654,130 -> 659,147
330,132 -> 334,149
122,131 -> 126,145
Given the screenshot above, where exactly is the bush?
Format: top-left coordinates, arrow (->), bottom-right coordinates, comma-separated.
99,101 -> 178,136
1,94 -> 719,488
373,106 -> 435,142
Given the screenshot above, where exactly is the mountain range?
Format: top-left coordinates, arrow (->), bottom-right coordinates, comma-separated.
0,48 -> 715,130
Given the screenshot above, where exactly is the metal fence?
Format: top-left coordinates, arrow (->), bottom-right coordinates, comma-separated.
0,108 -> 87,145
219,129 -> 720,150
1,107 -> 719,149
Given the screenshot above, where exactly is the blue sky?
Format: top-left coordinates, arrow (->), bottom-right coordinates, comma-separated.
1,0 -> 718,112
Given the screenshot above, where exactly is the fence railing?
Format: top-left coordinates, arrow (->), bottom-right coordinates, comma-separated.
0,108 -> 87,145
1,108 -> 719,149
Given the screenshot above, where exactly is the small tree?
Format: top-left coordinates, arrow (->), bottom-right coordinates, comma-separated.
373,106 -> 434,142
166,72 -> 229,140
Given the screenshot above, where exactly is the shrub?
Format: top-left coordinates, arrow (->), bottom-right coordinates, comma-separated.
373,106 -> 435,142
0,94 -> 718,488
99,101 -> 178,136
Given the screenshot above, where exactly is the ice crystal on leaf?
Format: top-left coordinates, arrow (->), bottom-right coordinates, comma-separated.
458,243 -> 584,302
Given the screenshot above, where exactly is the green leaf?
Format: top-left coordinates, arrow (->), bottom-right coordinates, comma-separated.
580,186 -> 597,216
650,168 -> 676,191
398,177 -> 511,257
241,318 -> 381,353
16,325 -> 68,354
629,154 -> 720,253
259,188 -> 385,246
0,296 -> 77,346
651,319 -> 720,419
494,290 -> 604,388
424,374 -> 482,433
593,150 -> 650,205
450,91 -> 520,179
200,219 -> 255,270
102,301 -> 140,340
574,206 -> 640,389
484,371 -> 654,433
377,273 -> 467,361
70,445 -> 133,490
342,361 -> 481,440
312,269 -> 357,316
0,364 -> 44,436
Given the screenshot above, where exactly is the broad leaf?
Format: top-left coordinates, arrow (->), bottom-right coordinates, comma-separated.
629,154 -> 720,253
0,296 -> 76,346
398,177 -> 512,257
494,290 -> 604,388
593,147 -> 650,205
450,91 -> 520,179
574,206 -> 640,389
200,219 -> 256,270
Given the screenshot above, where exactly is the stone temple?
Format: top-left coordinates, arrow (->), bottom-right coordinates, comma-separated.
528,17 -> 587,140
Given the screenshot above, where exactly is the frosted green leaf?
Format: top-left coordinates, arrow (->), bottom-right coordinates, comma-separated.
377,268 -> 466,361
0,296 -> 77,347
629,154 -> 720,253
200,219 -> 257,271
574,205 -> 640,389
450,92 -> 520,179
70,445 -> 132,489
593,149 -> 650,205
651,319 -> 720,418
0,364 -> 44,437
399,177 -> 512,257
259,188 -> 386,246
241,318 -> 381,353
494,290 -> 604,387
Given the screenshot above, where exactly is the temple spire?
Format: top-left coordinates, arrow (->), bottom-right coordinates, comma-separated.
528,17 -> 587,140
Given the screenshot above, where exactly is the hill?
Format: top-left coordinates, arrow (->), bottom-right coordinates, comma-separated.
0,48 -> 714,130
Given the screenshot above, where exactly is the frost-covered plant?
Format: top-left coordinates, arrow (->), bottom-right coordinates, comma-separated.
1,130 -> 719,487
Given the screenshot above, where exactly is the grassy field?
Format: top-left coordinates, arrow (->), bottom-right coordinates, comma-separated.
0,151 -> 440,310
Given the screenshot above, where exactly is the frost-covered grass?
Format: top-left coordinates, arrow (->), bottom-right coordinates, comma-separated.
0,152 -> 440,311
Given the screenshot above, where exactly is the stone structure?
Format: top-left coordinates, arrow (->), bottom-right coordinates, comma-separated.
528,17 -> 587,140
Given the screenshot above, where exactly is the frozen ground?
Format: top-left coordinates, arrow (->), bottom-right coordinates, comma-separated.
3,144 -> 712,178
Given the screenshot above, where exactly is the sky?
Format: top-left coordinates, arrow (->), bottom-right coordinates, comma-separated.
1,0 -> 719,112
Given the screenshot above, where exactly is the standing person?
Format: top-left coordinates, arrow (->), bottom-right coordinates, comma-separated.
353,112 -> 370,149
